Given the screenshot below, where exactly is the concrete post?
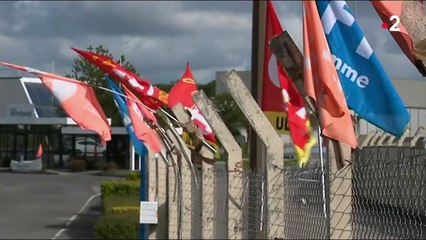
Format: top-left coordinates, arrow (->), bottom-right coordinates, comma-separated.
193,90 -> 244,239
147,151 -> 157,240
220,70 -> 285,239
156,152 -> 169,239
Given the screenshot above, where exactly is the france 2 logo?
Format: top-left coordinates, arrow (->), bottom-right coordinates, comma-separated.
381,15 -> 401,32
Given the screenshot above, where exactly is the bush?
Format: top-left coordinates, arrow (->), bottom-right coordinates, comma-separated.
100,180 -> 140,198
86,160 -> 102,171
125,172 -> 140,181
101,161 -> 118,172
111,206 -> 139,214
93,212 -> 139,239
103,195 -> 140,213
69,159 -> 87,172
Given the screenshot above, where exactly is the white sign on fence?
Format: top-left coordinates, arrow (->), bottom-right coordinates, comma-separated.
139,201 -> 158,224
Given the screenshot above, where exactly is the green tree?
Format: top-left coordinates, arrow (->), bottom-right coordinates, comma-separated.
155,81 -> 176,93
212,92 -> 249,139
67,45 -> 139,126
198,81 -> 216,98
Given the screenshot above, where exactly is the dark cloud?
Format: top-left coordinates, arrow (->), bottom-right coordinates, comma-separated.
0,0 -> 423,86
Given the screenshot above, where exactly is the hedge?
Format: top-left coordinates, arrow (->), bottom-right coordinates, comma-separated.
125,172 -> 140,181
100,180 -> 140,198
111,206 -> 140,214
93,212 -> 139,239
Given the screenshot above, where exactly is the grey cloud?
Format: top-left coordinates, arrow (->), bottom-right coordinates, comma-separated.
181,1 -> 252,14
0,0 -> 423,87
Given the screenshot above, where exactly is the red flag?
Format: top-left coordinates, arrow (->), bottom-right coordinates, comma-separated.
0,61 -> 112,143
370,1 -> 426,76
265,1 -> 316,165
168,63 -> 216,143
261,4 -> 288,135
71,47 -> 169,109
123,86 -> 161,153
36,144 -> 43,159
303,1 -> 357,148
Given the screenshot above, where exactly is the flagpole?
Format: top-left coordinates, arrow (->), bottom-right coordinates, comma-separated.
139,153 -> 148,240
317,126 -> 327,218
251,0 -> 267,236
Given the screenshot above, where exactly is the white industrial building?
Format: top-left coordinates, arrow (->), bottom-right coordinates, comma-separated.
215,71 -> 426,150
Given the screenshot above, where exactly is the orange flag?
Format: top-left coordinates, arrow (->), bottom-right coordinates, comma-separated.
266,0 -> 315,166
123,86 -> 161,153
71,47 -> 169,109
0,61 -> 112,144
303,1 -> 357,149
36,144 -> 43,159
168,63 -> 216,143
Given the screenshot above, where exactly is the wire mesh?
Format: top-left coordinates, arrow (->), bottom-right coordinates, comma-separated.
242,170 -> 266,239
150,144 -> 425,240
352,146 -> 426,239
200,163 -> 216,239
281,162 -> 329,239
179,162 -> 192,239
191,163 -> 203,239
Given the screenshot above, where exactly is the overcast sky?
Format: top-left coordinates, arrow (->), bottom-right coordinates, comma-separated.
0,1 -> 424,85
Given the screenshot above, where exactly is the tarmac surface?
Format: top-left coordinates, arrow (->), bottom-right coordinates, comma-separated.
0,169 -> 122,239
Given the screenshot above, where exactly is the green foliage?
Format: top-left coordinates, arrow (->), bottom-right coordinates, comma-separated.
102,194 -> 140,213
155,81 -> 176,93
111,206 -> 139,214
212,92 -> 249,138
155,79 -> 215,97
68,159 -> 87,172
86,160 -> 102,171
198,80 -> 216,97
100,180 -> 140,198
101,161 -> 118,172
67,45 -> 139,126
103,194 -> 140,213
93,212 -> 139,240
125,172 -> 140,181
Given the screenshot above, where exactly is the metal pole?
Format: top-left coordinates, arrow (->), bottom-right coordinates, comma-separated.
317,126 -> 327,218
250,1 -> 267,237
140,154 -> 148,240
250,0 -> 266,172
130,145 -> 135,171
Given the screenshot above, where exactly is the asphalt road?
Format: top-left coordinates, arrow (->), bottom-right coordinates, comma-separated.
0,170 -> 122,239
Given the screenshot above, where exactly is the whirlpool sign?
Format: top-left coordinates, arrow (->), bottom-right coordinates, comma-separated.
6,104 -> 36,118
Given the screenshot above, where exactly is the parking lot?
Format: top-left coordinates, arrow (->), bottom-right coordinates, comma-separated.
0,170 -> 121,239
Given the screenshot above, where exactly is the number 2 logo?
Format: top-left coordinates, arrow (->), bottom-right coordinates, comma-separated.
389,15 -> 400,32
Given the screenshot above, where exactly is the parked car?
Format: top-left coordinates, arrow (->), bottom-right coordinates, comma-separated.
75,138 -> 106,157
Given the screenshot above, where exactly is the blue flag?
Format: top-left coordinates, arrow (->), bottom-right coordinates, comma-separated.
106,77 -> 148,158
316,0 -> 410,136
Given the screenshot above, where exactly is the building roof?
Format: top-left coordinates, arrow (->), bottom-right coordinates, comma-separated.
0,77 -> 66,119
0,77 -> 111,126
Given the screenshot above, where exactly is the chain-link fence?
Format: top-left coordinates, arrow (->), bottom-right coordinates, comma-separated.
352,147 -> 426,239
148,145 -> 426,239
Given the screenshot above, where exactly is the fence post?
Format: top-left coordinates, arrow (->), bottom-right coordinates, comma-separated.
155,153 -> 169,239
193,90 -> 244,239
164,145 -> 179,239
169,105 -> 205,239
147,151 -> 157,239
220,70 -> 285,239
328,143 -> 353,239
